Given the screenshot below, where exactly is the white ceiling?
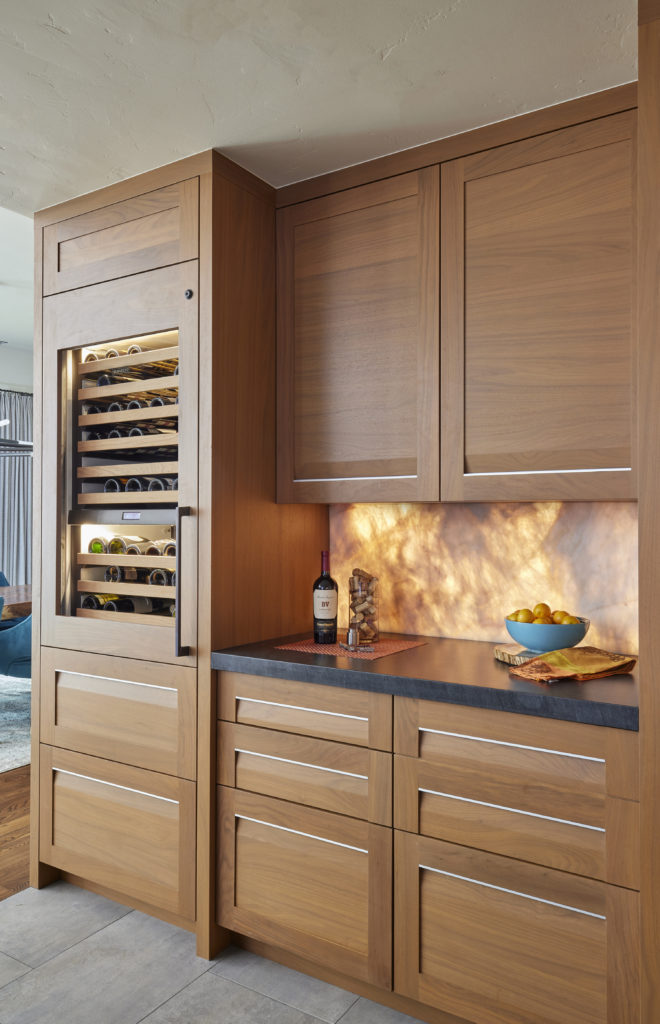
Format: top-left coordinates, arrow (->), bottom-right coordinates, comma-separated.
0,0 -> 637,219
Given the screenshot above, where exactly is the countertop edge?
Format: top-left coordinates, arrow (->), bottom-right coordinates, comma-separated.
211,650 -> 639,731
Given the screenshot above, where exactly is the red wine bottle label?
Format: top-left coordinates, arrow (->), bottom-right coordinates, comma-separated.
313,591 -> 338,619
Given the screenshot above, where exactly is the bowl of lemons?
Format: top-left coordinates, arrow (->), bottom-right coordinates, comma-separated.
505,603 -> 589,653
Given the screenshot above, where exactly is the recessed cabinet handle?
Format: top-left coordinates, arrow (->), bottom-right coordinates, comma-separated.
175,505 -> 192,657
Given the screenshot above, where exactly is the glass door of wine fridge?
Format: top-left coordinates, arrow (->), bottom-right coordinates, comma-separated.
40,263 -> 197,666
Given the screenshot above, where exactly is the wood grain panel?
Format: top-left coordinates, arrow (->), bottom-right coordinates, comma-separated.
277,167 -> 439,502
393,697 -> 639,801
40,746 -> 196,919
395,754 -> 638,888
441,112 -> 635,501
218,788 -> 391,988
218,721 -> 391,825
219,672 -> 392,750
638,13 -> 660,1022
43,179 -> 198,294
395,831 -> 639,1024
40,648 -> 196,779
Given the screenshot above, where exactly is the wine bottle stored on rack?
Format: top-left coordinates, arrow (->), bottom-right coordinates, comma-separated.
104,596 -> 166,613
148,568 -> 173,586
312,550 -> 338,644
80,594 -> 119,609
104,566 -> 150,583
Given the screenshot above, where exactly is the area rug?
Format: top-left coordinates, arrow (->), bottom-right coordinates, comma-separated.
0,674 -> 31,772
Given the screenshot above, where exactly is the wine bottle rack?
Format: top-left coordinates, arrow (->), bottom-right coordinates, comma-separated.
77,580 -> 175,599
76,340 -> 180,509
76,608 -> 174,627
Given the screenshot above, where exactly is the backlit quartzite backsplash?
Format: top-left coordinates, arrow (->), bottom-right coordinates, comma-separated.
330,502 -> 638,654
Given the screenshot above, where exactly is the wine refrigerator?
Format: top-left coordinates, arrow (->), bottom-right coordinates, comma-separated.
41,264 -> 198,666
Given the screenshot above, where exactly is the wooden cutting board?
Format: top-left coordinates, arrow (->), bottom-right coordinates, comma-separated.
494,643 -> 538,666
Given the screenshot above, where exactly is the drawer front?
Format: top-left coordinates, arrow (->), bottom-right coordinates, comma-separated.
40,746 -> 196,919
40,648 -> 196,779
394,698 -> 639,804
395,755 -> 638,888
219,672 -> 392,750
395,831 -> 639,1024
218,721 -> 391,825
43,179 -> 199,294
218,788 -> 391,989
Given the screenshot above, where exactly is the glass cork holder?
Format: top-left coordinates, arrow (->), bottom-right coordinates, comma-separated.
348,568 -> 379,644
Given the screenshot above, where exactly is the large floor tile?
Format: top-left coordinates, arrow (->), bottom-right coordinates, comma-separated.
338,997 -> 427,1024
0,883 -> 131,967
0,952 -> 30,990
140,971 -> 323,1024
0,911 -> 210,1024
211,947 -> 358,1023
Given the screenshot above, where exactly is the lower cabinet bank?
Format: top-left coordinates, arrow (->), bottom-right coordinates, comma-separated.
216,669 -> 640,1024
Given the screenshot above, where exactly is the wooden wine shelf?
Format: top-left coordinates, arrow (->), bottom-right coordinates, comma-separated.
78,375 -> 179,402
79,405 -> 179,428
77,580 -> 175,599
77,461 -> 179,480
79,345 -> 179,374
77,553 -> 177,570
76,608 -> 174,627
78,433 -> 179,455
77,491 -> 179,506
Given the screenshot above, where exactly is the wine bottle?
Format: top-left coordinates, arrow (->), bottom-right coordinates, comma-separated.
148,567 -> 173,586
87,537 -> 108,554
124,540 -> 155,555
107,400 -> 125,412
103,478 -> 128,493
80,593 -> 119,609
105,596 -> 163,613
83,350 -> 107,362
82,402 -> 102,415
127,344 -> 143,355
126,398 -> 147,410
104,565 -> 149,583
313,550 -> 338,644
106,535 -> 147,555
108,427 -> 129,439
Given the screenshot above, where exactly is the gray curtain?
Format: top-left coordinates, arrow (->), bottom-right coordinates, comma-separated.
0,390 -> 33,585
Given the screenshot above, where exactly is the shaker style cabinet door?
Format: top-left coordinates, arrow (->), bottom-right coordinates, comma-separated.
277,167 -> 439,502
441,110 -> 635,501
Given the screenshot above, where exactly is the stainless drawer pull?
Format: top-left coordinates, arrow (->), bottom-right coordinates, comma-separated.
419,788 -> 605,832
61,671 -> 176,693
236,696 -> 367,722
419,864 -> 606,920
420,728 -> 605,762
236,748 -> 368,780
236,814 -> 367,854
54,768 -> 178,804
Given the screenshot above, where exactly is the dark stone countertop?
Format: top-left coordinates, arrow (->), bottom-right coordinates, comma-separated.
211,633 -> 639,731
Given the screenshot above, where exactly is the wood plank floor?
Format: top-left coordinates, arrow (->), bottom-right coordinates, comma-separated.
0,764 -> 30,900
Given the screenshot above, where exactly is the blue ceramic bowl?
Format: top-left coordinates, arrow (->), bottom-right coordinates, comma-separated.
505,616 -> 589,654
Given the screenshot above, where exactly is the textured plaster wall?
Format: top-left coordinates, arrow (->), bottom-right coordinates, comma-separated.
330,502 -> 638,653
0,0 -> 637,216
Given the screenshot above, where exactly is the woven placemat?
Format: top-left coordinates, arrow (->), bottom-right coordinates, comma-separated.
275,637 -> 427,661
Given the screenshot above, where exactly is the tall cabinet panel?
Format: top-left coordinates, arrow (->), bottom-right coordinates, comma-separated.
441,111 -> 635,501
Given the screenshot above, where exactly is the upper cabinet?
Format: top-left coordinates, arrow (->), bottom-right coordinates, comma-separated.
43,179 -> 199,295
277,168 -> 439,503
441,111 -> 635,501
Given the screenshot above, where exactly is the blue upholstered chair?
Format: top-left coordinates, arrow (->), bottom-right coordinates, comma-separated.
0,571 -> 9,587
0,614 -> 32,678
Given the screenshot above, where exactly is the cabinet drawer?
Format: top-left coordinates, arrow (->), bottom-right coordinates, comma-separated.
40,746 -> 196,920
395,832 -> 639,1024
395,755 -> 638,888
219,672 -> 392,750
218,788 -> 391,988
218,721 -> 391,825
43,179 -> 199,294
40,648 -> 196,779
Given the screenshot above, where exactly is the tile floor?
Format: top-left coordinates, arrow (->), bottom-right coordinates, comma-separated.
0,883 -> 425,1024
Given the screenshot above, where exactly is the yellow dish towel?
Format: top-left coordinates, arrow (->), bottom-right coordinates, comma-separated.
510,646 -> 636,684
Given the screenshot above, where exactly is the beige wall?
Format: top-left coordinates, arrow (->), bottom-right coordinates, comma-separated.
330,501 -> 638,653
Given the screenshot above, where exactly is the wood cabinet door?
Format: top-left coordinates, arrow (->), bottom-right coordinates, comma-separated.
277,168 -> 439,502
40,262 -> 198,665
441,111 -> 635,501
40,746 -> 196,920
218,788 -> 392,988
395,832 -> 639,1024
43,179 -> 199,294
40,648 -> 196,779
